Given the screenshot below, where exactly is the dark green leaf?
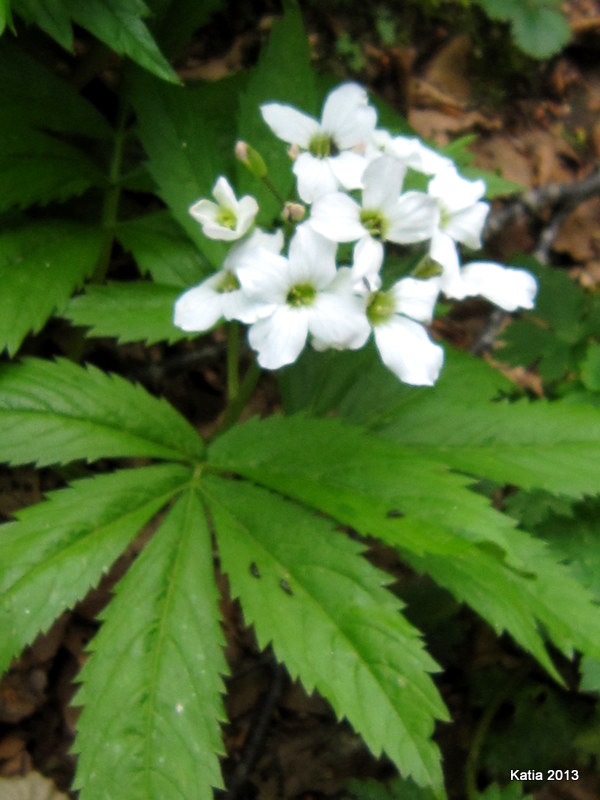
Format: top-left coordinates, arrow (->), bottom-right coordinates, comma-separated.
13,0 -> 73,48
74,489 -> 227,800
0,357 -> 204,465
65,281 -> 189,345
0,463 -> 191,675
0,222 -> 104,355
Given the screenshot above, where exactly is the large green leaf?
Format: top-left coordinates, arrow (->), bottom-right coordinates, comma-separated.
0,358 -> 204,465
0,222 -> 104,355
236,1 -> 317,223
13,0 -> 74,48
0,463 -> 190,675
64,281 -> 188,345
0,39 -> 112,137
0,0 -> 13,33
132,73 -> 233,267
74,489 -> 227,800
116,212 -> 212,288
208,416 -> 600,677
203,476 -> 447,794
0,127 -> 104,212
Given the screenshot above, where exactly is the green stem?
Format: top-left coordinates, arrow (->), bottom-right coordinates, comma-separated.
262,175 -> 285,205
214,359 -> 262,437
227,322 -> 240,401
92,100 -> 128,283
465,664 -> 529,800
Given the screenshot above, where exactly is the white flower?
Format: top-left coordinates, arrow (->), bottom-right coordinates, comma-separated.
189,176 -> 258,241
173,229 -> 283,331
261,83 -> 377,202
367,277 -> 444,385
236,225 -> 369,369
382,133 -> 454,175
310,156 -> 437,264
446,261 -> 538,311
427,166 -> 490,293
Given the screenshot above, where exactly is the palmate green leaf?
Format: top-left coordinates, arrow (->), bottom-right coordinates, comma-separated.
0,40 -> 112,137
0,222 -> 104,355
65,282 -> 188,345
236,1 -> 317,224
116,213 -> 212,288
74,489 -> 227,800
0,127 -> 104,212
132,73 -> 231,268
0,463 -> 190,676
202,476 -> 447,795
0,358 -> 204,465
208,416 -> 600,678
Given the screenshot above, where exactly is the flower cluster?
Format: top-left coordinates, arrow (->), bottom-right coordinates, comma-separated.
174,83 -> 537,385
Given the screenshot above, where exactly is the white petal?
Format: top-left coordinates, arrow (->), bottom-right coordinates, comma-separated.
288,224 -> 337,287
430,229 -> 461,293
351,236 -> 384,285
374,317 -> 444,385
235,195 -> 259,236
321,83 -> 377,148
212,176 -> 237,208
308,292 -> 370,350
189,198 -> 218,226
248,308 -> 309,369
224,228 -> 284,272
236,249 -> 291,303
390,277 -> 440,324
260,103 -> 319,147
310,192 -> 364,242
329,151 -> 369,190
387,192 -> 437,244
459,261 -> 538,311
293,153 -> 339,202
428,167 -> 485,213
173,279 -> 224,332
362,156 -> 406,211
444,201 -> 489,249
221,291 -> 273,324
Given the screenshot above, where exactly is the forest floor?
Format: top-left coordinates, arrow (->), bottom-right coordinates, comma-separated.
1,1 -> 600,799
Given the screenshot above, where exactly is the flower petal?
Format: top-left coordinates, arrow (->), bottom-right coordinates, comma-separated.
173,278 -> 224,332
390,277 -> 440,324
212,176 -> 237,208
288,224 -> 337,287
310,192 -> 364,242
362,156 -> 406,211
236,249 -> 291,303
374,316 -> 444,385
387,192 -> 437,244
428,167 -> 485,213
430,229 -> 462,293
321,83 -> 377,148
329,150 -> 369,190
351,236 -> 384,286
459,261 -> 538,311
248,307 -> 309,369
260,103 -> 319,147
293,153 -> 339,202
444,201 -> 489,249
308,292 -> 370,350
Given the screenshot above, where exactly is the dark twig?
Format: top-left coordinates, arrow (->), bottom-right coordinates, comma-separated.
224,656 -> 285,800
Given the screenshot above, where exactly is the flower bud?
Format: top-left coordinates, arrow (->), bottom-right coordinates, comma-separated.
282,202 -> 306,222
235,140 -> 268,179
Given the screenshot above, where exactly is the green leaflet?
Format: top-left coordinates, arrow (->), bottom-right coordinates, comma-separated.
208,416 -> 600,678
0,127 -> 104,212
0,222 -> 104,356
0,0 -> 13,33
131,73 -> 232,267
0,39 -> 112,137
0,463 -> 191,676
116,213 -> 212,288
374,398 -> 600,498
236,1 -> 317,224
0,358 -> 204,465
64,281 -> 189,345
202,476 -> 447,795
477,0 -> 570,59
13,0 -> 74,49
74,489 -> 227,800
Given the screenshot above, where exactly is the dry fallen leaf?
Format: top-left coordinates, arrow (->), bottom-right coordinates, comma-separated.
0,773 -> 68,800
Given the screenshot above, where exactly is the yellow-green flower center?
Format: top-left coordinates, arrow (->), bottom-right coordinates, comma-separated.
308,133 -> 339,159
216,206 -> 237,229
367,290 -> 396,325
360,209 -> 388,240
286,283 -> 317,307
216,271 -> 240,293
